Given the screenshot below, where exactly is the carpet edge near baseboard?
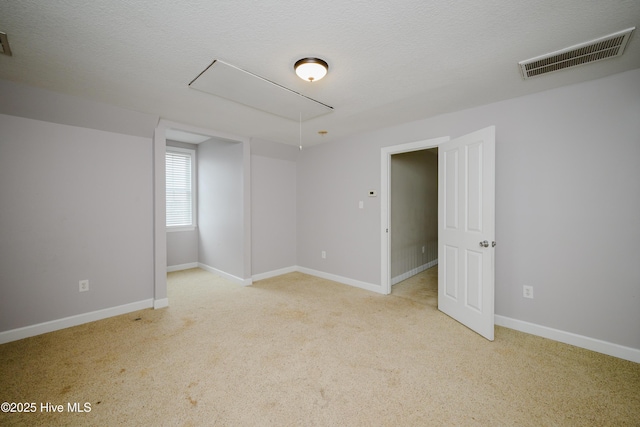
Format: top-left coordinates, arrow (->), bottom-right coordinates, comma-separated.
0,299 -> 154,345
495,315 -> 640,364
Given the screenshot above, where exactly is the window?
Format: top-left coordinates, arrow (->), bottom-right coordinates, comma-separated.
166,147 -> 196,229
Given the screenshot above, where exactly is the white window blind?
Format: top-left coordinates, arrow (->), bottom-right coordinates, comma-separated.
166,148 -> 195,228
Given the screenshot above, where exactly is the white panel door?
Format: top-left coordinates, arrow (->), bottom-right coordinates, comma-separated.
438,126 -> 495,340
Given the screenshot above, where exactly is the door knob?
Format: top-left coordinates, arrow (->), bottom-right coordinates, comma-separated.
479,240 -> 489,248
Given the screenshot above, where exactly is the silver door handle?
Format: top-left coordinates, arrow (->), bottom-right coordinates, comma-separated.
479,240 -> 489,248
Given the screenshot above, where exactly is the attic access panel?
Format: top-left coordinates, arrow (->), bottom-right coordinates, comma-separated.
189,60 -> 333,121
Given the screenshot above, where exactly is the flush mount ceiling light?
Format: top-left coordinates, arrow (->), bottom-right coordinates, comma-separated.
294,57 -> 328,82
189,59 -> 333,120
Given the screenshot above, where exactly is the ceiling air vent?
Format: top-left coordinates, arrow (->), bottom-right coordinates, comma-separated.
519,27 -> 635,79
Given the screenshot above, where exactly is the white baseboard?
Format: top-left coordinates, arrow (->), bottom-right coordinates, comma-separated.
153,298 -> 169,309
392,259 -> 438,286
0,299 -> 154,345
167,262 -> 198,272
495,315 -> 640,364
296,266 -> 383,294
252,266 -> 298,281
198,263 -> 253,286
251,265 -> 382,294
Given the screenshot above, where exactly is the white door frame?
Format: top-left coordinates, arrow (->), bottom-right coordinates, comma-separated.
153,119 -> 252,308
380,136 -> 450,294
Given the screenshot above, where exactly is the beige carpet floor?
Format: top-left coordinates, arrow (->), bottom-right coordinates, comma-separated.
1,267 -> 639,426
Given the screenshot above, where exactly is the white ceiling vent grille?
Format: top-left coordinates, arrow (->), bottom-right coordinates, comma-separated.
519,27 -> 634,79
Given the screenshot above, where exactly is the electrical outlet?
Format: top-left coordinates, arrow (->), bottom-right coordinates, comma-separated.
523,285 -> 533,299
79,280 -> 89,292
422,246 -> 425,254
321,251 -> 326,259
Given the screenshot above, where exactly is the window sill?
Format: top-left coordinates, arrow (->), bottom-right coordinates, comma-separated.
167,226 -> 197,233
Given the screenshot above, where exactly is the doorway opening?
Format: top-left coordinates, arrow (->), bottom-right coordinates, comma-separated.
380,136 -> 449,295
388,148 -> 438,304
381,127 -> 496,341
153,120 -> 252,308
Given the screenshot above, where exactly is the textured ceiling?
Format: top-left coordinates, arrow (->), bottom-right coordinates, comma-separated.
0,1 -> 639,146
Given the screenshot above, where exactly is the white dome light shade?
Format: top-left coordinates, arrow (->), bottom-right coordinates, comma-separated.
294,58 -> 328,82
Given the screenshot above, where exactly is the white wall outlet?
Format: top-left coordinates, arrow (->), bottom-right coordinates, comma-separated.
358,201 -> 364,209
79,279 -> 89,292
368,190 -> 377,197
523,285 -> 533,299
422,246 -> 425,253
321,251 -> 326,259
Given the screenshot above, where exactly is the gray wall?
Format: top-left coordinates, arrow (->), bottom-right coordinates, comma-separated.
2,69 -> 638,352
250,138 -> 298,276
0,79 -> 157,138
0,113 -> 155,331
166,140 -> 198,268
167,229 -> 198,268
390,149 -> 438,280
297,140 -> 381,284
198,138 -> 245,279
297,69 -> 640,350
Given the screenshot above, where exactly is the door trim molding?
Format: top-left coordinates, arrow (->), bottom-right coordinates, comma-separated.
380,137 -> 450,294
